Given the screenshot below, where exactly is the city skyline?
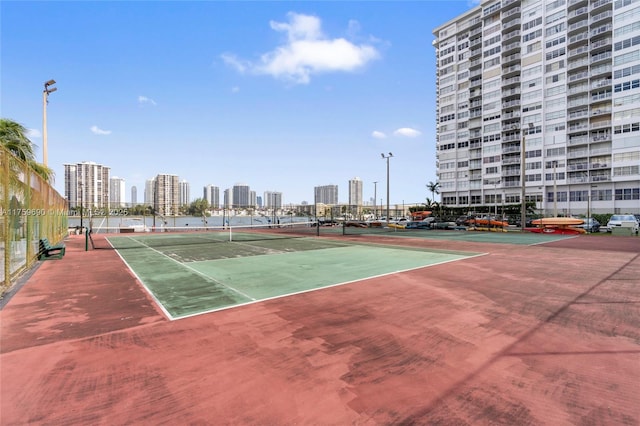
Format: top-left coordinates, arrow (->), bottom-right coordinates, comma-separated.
2,2 -> 476,206
67,163 -> 377,206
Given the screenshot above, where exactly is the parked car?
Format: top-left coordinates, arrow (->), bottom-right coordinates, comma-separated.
606,214 -> 639,234
430,221 -> 457,230
405,221 -> 432,229
578,218 -> 600,233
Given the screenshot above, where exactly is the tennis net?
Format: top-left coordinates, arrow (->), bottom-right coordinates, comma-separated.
99,221 -> 322,248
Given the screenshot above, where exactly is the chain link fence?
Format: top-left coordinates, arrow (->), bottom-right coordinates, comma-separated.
1,146 -> 68,292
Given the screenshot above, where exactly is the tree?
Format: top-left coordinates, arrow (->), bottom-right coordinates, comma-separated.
0,118 -> 54,182
426,181 -> 441,218
188,198 -> 210,217
423,198 -> 439,211
426,181 -> 440,203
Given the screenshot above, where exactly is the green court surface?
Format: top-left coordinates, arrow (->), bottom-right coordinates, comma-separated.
344,228 -> 575,245
107,234 -> 482,319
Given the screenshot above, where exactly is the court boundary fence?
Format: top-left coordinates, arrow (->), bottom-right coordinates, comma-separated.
1,146 -> 68,293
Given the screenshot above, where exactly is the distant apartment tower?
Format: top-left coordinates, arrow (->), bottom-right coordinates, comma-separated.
144,179 -> 155,206
433,0 -> 640,215
203,184 -> 220,208
64,161 -> 110,209
154,174 -> 179,215
179,180 -> 190,206
131,186 -> 137,205
264,191 -> 283,209
224,188 -> 233,208
348,177 -> 363,206
109,177 -> 126,207
232,183 -> 251,208
314,185 -> 338,204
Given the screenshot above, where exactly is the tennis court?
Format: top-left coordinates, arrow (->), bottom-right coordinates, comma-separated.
343,225 -> 575,244
3,230 -> 639,424
106,227 -> 483,319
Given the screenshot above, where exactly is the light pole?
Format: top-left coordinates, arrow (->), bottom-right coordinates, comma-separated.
553,160 -> 558,217
373,181 -> 378,219
79,182 -> 84,234
42,79 -> 57,167
588,184 -> 597,233
521,123 -> 533,231
381,153 -> 393,224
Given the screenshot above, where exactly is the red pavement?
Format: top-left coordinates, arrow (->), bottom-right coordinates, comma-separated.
1,232 -> 639,425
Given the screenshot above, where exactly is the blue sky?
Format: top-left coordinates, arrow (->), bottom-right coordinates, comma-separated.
2,1 -> 475,206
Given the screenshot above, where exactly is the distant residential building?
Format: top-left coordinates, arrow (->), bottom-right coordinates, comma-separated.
224,188 -> 233,208
154,174 -> 179,215
110,177 -> 126,207
264,191 -> 282,209
314,185 -> 338,205
131,186 -> 137,205
64,161 -> 110,209
257,195 -> 263,208
203,184 -> 220,208
179,180 -> 190,206
232,183 -> 250,208
348,177 -> 363,206
144,179 -> 155,206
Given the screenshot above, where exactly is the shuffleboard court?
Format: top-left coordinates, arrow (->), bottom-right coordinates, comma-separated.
107,234 -> 482,319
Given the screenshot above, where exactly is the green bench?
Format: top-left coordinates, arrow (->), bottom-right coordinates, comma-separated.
39,238 -> 66,260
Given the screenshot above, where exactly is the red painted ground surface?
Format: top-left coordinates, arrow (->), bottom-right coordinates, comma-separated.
1,233 -> 639,425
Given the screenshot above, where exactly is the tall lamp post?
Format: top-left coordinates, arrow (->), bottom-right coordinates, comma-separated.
373,181 -> 378,219
42,79 -> 57,167
521,123 -> 533,232
79,182 -> 84,233
381,153 -> 393,224
587,184 -> 597,233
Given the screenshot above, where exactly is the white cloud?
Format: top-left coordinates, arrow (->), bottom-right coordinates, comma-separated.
138,95 -> 157,106
222,12 -> 381,85
231,86 -> 240,93
27,128 -> 41,138
371,130 -> 387,139
90,125 -> 111,135
393,128 -> 421,138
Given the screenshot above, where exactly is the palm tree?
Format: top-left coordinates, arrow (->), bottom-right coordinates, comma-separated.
0,119 -> 35,161
426,181 -> 440,203
424,198 -> 439,210
0,118 -> 54,182
426,181 -> 441,218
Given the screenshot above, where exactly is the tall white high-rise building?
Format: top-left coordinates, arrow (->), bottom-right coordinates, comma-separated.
314,185 -> 338,204
264,191 -> 282,209
433,0 -> 640,216
131,186 -> 137,205
64,161 -> 110,209
203,184 -> 220,208
179,180 -> 190,206
224,188 -> 233,208
144,179 -> 155,206
154,174 -> 179,215
348,177 -> 363,206
109,177 -> 126,207
232,183 -> 251,208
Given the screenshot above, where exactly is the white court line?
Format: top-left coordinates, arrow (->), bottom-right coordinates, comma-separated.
108,236 -> 256,320
175,251 -> 489,321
